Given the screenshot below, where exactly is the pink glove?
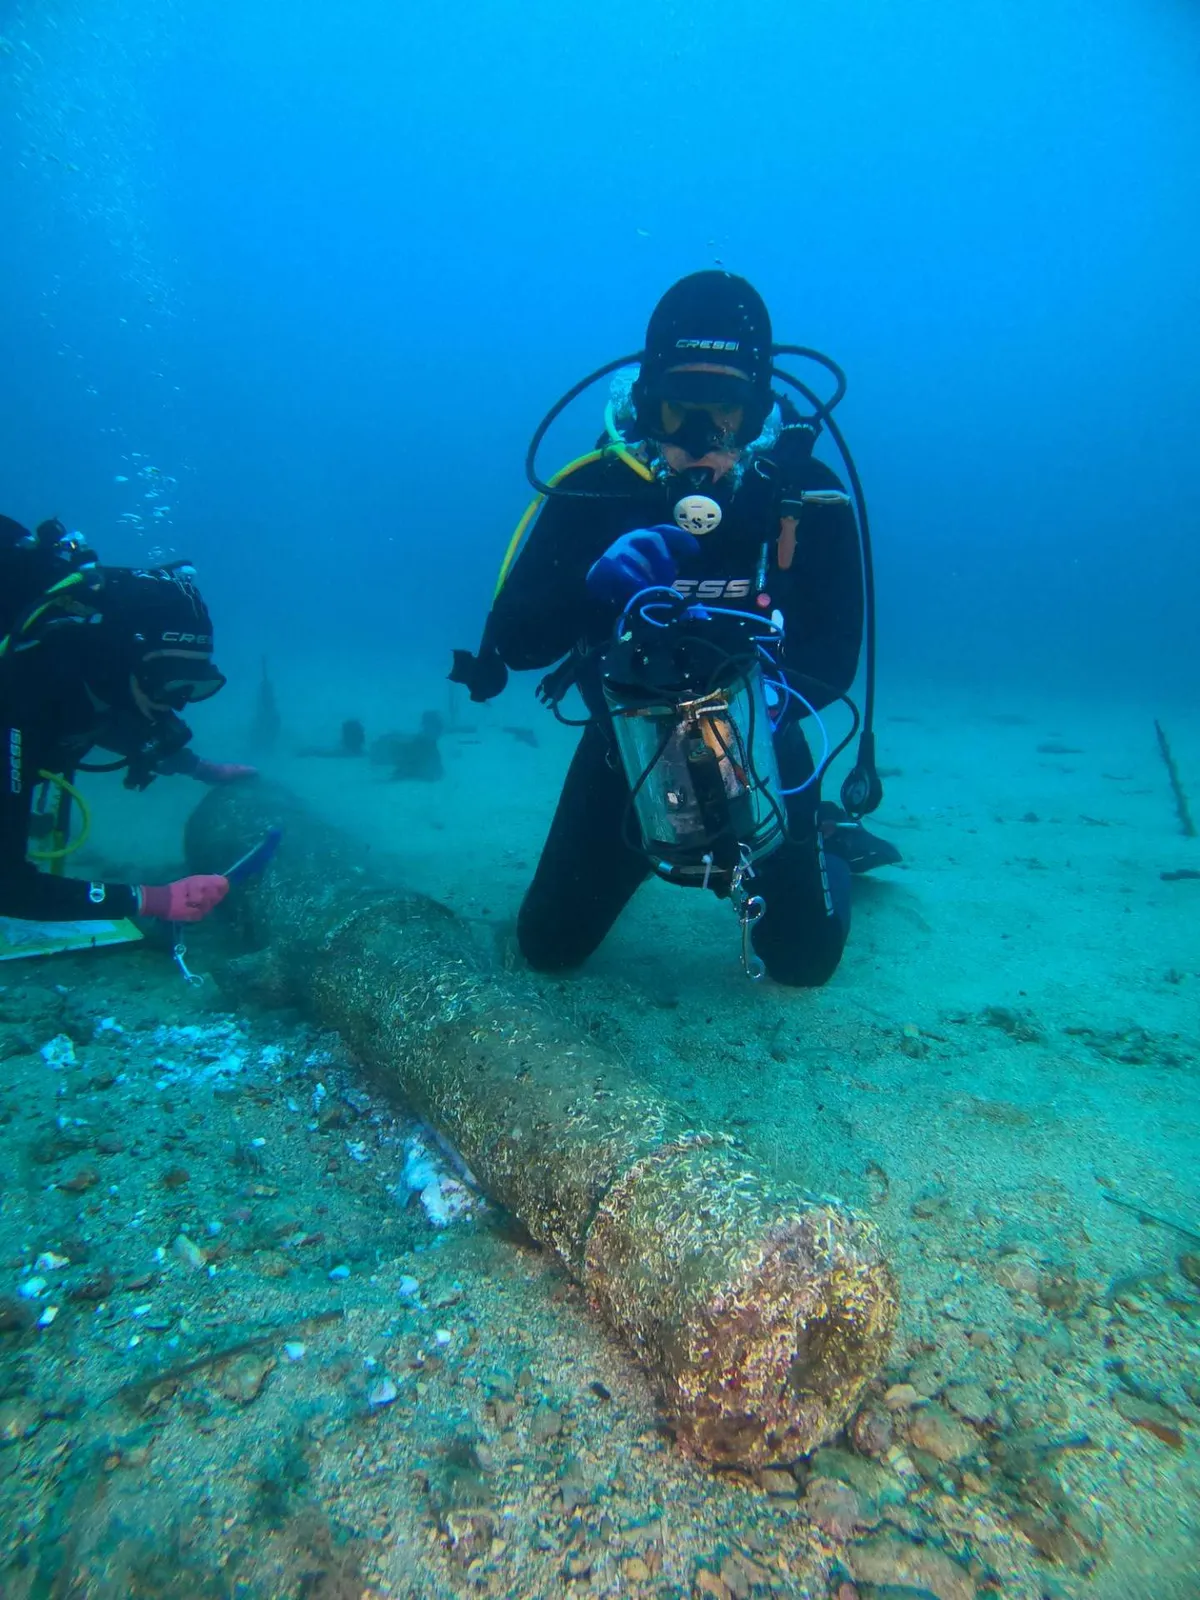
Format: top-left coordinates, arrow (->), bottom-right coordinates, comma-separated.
193,760 -> 259,785
139,875 -> 230,922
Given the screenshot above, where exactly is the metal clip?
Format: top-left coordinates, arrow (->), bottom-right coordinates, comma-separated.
738,894 -> 766,981
172,935 -> 206,988
729,845 -> 766,980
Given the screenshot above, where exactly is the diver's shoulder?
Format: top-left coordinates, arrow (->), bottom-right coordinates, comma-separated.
753,443 -> 846,494
536,448 -> 660,514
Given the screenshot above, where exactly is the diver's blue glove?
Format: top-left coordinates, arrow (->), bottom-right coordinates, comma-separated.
585,525 -> 701,607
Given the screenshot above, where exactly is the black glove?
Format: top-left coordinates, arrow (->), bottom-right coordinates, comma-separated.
449,643 -> 508,704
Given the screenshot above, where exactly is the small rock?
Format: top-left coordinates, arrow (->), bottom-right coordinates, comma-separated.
530,1400 -> 564,1444
564,1552 -> 593,1580
899,1024 -> 928,1060
160,1167 -> 190,1190
981,1005 -> 1042,1043
328,1264 -> 350,1281
487,1393 -> 518,1430
993,1255 -> 1043,1295
1013,1338 -> 1045,1383
757,1467 -> 797,1496
442,1509 -> 496,1567
621,1556 -> 650,1582
105,1439 -> 154,1470
992,1427 -> 1090,1483
1114,1392 -> 1185,1450
33,1253 -> 70,1274
40,1035 -> 76,1069
617,1515 -> 662,1554
884,1383 -> 923,1411
693,1571 -> 730,1599
1037,1264 -> 1082,1316
17,1277 -> 47,1301
802,1475 -> 863,1538
0,1397 -> 41,1445
1013,1509 -> 1087,1567
846,1533 -> 976,1600
881,1501 -> 924,1535
911,1188 -> 950,1220
214,1351 -> 274,1405
908,1404 -> 980,1464
282,1341 -> 306,1362
721,1551 -> 772,1597
253,1250 -> 293,1279
367,1376 -> 399,1408
57,1167 -> 100,1194
172,1234 -> 207,1271
809,1447 -> 908,1514
851,1404 -> 895,1457
1040,1320 -> 1074,1368
942,1382 -> 993,1426
908,1445 -> 954,1487
1058,1491 -> 1105,1552
558,1454 -> 591,1512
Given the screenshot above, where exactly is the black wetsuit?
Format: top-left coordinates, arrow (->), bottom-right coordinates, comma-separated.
0,648 -> 153,922
488,448 -> 865,985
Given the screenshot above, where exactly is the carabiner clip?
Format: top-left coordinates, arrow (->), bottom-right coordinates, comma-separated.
738,893 -> 766,982
172,935 -> 206,988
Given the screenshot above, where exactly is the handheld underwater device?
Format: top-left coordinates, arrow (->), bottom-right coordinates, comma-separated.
603,594 -> 786,890
601,591 -> 791,978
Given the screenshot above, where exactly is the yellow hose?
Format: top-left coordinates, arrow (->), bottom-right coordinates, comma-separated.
0,571 -> 92,658
29,771 -> 91,862
493,437 -> 654,600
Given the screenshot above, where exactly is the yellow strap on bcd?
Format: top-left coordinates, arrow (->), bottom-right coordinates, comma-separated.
493,426 -> 654,601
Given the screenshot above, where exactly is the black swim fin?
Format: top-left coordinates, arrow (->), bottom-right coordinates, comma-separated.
818,802 -> 902,874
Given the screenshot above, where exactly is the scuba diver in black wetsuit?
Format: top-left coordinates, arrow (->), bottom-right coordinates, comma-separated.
0,517 -> 240,924
1,515 -> 257,789
451,272 -> 898,985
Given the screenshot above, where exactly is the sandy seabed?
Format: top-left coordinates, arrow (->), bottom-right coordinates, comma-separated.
0,666 -> 1196,1599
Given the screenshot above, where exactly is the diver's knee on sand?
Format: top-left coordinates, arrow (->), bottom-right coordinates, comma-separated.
753,851 -> 852,988
517,895 -> 599,972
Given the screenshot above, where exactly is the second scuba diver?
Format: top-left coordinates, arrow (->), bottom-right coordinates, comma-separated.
452,271 -> 898,986
0,525 -> 238,924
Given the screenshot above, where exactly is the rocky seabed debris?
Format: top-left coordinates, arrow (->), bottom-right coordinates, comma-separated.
0,969 -> 1197,1597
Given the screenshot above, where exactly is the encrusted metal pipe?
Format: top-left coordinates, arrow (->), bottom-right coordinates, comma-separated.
186,782 -> 897,1465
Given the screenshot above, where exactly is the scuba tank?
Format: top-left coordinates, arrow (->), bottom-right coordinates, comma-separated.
600,591 -> 786,894
0,518 -> 99,643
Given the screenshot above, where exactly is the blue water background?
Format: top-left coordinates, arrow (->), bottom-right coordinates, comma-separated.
2,0 -> 1199,713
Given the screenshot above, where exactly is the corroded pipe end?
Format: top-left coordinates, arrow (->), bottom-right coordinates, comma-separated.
584,1141 -> 898,1466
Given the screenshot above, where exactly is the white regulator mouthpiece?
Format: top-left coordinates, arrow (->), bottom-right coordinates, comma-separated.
673,494 -> 723,536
